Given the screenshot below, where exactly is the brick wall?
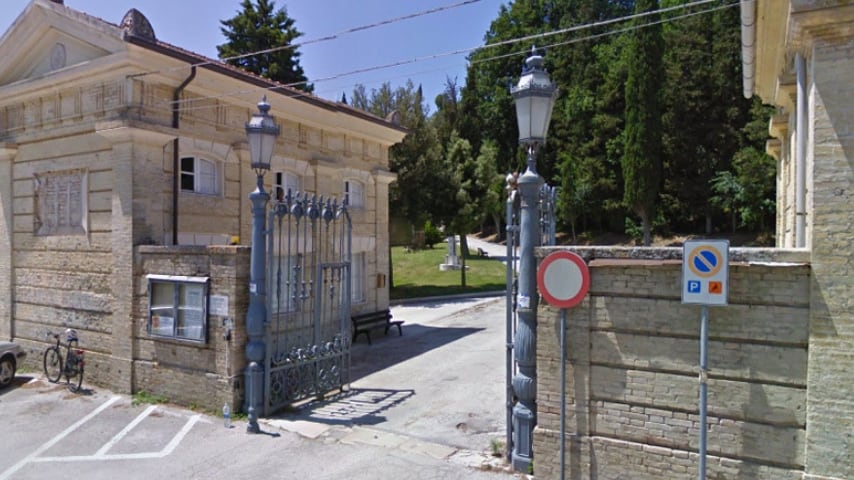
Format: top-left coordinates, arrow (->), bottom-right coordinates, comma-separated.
533,246 -> 811,480
135,245 -> 250,411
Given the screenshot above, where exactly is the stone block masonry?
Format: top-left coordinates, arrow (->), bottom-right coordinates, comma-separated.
533,247 -> 811,479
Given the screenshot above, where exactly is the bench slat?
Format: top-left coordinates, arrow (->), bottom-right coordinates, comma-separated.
351,309 -> 403,344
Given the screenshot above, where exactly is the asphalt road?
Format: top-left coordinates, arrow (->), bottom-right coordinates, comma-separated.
0,296 -> 520,480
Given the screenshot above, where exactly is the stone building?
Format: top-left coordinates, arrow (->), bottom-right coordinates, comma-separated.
532,1 -> 853,479
0,0 -> 405,408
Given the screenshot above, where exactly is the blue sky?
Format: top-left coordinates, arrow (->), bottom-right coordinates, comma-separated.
1,0 -> 507,110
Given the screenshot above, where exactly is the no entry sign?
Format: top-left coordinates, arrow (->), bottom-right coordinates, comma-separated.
537,251 -> 590,308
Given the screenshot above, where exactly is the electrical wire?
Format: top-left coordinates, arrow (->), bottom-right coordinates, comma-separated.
130,0 -> 487,79
162,0 -> 739,113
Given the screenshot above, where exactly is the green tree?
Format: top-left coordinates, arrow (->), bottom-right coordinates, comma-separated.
731,99 -> 776,232
660,2 -> 751,233
217,0 -> 312,92
622,0 -> 663,246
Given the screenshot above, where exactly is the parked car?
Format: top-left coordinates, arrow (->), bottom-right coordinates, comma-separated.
0,341 -> 26,388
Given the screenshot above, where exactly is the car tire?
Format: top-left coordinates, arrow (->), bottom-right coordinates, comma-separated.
0,356 -> 15,388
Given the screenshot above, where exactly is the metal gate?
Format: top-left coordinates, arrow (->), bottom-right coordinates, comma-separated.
505,182 -> 557,457
263,192 -> 352,414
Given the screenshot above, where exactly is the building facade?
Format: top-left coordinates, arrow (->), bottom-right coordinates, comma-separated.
533,2 -> 853,479
0,0 -> 405,406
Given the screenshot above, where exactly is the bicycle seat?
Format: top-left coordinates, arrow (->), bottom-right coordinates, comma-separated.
65,328 -> 78,342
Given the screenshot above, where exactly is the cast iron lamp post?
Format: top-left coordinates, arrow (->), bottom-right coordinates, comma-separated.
509,47 -> 557,471
244,96 -> 280,433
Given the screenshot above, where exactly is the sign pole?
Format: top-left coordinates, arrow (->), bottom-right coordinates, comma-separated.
537,250 -> 590,480
560,308 -> 567,480
698,304 -> 709,480
681,239 -> 728,480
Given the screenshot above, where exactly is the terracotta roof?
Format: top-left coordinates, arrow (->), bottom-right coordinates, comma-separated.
123,33 -> 407,134
40,0 -> 406,134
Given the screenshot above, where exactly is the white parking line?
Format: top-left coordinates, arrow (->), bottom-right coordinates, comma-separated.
0,395 -> 121,480
94,404 -> 158,456
2,396 -> 203,477
32,414 -> 202,462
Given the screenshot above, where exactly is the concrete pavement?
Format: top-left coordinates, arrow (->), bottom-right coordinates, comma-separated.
1,296 -> 523,479
266,296 -> 518,476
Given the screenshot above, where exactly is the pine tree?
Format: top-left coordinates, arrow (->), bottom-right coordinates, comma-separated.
217,0 -> 312,92
622,0 -> 663,245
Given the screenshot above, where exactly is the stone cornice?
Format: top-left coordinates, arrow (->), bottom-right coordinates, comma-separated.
0,143 -> 18,158
373,168 -> 398,184
789,2 -> 854,48
95,120 -> 177,146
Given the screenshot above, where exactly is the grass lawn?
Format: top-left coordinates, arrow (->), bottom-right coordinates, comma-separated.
390,245 -> 507,300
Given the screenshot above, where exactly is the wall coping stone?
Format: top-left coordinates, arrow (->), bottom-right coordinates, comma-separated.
538,246 -> 810,266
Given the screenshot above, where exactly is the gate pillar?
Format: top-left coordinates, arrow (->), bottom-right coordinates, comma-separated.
244,178 -> 269,433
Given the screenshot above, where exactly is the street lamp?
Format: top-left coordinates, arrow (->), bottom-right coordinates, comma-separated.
244,96 -> 279,433
508,47 -> 557,472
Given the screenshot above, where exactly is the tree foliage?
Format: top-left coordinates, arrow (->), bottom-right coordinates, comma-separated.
622,0 -> 663,245
349,0 -> 776,243
218,0 -> 312,92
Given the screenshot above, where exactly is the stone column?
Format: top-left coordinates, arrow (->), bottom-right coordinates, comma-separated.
374,169 -> 396,309
97,124 -> 175,393
0,144 -> 17,340
803,33 -> 854,480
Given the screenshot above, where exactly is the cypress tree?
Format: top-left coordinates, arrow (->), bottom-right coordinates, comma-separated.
622,0 -> 663,245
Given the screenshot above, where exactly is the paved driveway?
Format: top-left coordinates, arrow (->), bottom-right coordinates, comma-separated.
1,297 -> 519,480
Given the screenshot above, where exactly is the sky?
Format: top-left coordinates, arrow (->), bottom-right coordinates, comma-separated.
0,0 -> 508,111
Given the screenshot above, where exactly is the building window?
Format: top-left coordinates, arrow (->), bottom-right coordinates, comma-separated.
351,253 -> 365,304
147,275 -> 209,343
344,180 -> 364,208
180,157 -> 219,195
274,171 -> 301,201
33,169 -> 88,236
270,254 -> 302,314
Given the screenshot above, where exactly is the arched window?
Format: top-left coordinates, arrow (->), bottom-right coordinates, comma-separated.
344,179 -> 364,208
274,171 -> 301,201
180,157 -> 220,195
351,252 -> 365,304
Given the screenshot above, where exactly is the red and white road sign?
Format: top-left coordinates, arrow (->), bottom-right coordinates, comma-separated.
537,251 -> 590,308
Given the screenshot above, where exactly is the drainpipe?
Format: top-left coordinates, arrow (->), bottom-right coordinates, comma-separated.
795,53 -> 807,248
171,66 -> 196,245
740,0 -> 756,99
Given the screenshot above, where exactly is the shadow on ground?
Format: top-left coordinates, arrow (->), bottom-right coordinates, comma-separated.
286,387 -> 416,426
348,323 -> 484,381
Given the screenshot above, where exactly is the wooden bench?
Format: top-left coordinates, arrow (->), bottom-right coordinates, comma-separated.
477,247 -> 489,257
351,309 -> 403,345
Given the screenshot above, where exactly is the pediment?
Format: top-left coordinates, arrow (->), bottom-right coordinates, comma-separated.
0,0 -> 126,87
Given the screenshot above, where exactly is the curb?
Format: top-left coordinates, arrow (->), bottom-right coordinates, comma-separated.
390,290 -> 506,306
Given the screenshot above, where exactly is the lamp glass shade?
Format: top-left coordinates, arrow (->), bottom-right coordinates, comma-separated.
245,97 -> 280,172
511,52 -> 557,145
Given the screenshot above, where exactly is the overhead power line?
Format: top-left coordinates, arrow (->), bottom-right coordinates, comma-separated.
165,0 -> 739,112
131,0 -> 485,79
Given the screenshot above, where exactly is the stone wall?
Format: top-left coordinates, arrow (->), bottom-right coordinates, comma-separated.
134,245 -> 250,411
533,246 -> 811,480
802,34 -> 854,480
3,75 -> 396,392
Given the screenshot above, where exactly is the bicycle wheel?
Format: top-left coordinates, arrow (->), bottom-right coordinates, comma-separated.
68,361 -> 83,393
43,347 -> 62,383
65,351 -> 84,393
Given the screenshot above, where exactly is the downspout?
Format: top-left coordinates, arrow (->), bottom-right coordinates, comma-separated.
795,53 -> 807,248
171,66 -> 196,245
740,0 -> 756,99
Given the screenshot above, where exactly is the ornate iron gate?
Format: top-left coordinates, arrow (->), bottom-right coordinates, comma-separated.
263,192 -> 352,414
505,182 -> 557,457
